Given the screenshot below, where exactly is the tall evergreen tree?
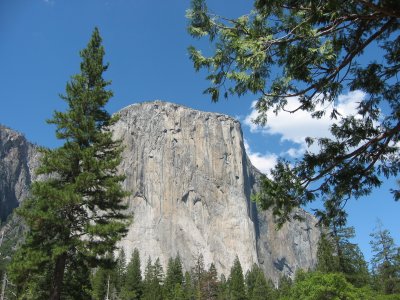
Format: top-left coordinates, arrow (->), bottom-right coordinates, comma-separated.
142,257 -> 153,300
153,258 -> 165,287
317,203 -> 370,287
340,236 -> 370,288
191,253 -> 205,300
370,224 -> 400,294
114,248 -> 127,295
183,271 -> 195,300
171,283 -> 186,300
228,256 -> 246,300
62,255 -> 92,300
143,257 -> 153,282
91,267 -> 109,300
122,248 -> 142,300
217,274 -> 229,300
316,232 -> 340,274
164,255 -> 184,299
200,263 -> 219,300
8,27 -> 129,299
276,275 -> 292,299
245,264 -> 275,300
142,257 -> 164,300
316,228 -> 370,288
92,251 -> 125,300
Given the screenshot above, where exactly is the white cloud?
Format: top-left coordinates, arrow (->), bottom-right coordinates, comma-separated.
243,90 -> 366,157
244,140 -> 278,176
285,147 -> 305,158
43,0 -> 55,5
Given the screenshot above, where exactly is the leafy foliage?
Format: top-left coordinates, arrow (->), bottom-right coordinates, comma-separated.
187,0 -> 400,226
289,271 -> 371,300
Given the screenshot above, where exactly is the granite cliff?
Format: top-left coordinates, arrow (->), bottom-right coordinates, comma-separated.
0,125 -> 41,223
0,101 -> 320,282
112,101 -> 320,281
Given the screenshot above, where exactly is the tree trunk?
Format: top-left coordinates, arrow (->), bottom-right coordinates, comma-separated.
49,253 -> 67,300
0,272 -> 6,300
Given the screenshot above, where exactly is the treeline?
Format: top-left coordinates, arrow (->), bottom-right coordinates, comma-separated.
1,222 -> 399,299
89,223 -> 400,299
91,249 -> 275,300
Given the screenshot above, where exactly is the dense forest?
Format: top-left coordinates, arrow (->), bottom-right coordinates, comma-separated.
1,221 -> 399,299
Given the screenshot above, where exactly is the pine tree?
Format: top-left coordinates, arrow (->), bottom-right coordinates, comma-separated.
245,264 -> 275,300
8,27 -> 129,299
191,253 -> 205,299
174,255 -> 184,286
317,205 -> 370,287
92,267 -> 109,300
164,257 -> 176,296
316,232 -> 340,274
200,263 -> 219,300
121,248 -> 142,300
183,271 -> 195,300
91,252 -> 120,300
340,238 -> 370,288
142,257 -> 164,300
63,255 -> 93,299
370,224 -> 400,294
143,257 -> 153,282
164,255 -> 184,299
228,256 -> 246,300
172,283 -> 186,300
142,257 -> 153,300
217,274 -> 229,300
276,275 -> 292,299
153,258 -> 164,287
114,248 -> 127,295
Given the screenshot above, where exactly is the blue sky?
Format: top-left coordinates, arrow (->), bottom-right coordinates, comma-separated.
1,0 -> 398,263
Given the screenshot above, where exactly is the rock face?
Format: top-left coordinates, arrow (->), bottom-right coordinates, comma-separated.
257,208 -> 319,283
0,101 -> 320,281
0,125 -> 41,223
112,101 -> 320,280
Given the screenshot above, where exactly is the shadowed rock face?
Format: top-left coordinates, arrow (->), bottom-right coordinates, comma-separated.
0,126 -> 41,223
112,101 -> 320,280
0,101 -> 320,281
257,208 -> 320,283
